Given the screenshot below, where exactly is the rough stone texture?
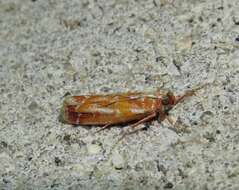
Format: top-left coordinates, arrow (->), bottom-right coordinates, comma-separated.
0,0 -> 239,189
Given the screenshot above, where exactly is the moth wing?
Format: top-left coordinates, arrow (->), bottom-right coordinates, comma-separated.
75,93 -> 144,113
62,93 -> 155,125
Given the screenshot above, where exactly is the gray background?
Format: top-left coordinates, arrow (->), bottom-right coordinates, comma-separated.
0,0 -> 239,189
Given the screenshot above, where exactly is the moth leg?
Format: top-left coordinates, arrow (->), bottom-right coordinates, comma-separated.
93,123 -> 111,134
165,115 -> 175,125
130,113 -> 157,129
165,116 -> 191,133
118,113 -> 157,142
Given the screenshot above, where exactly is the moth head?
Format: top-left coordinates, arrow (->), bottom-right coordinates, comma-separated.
161,91 -> 176,114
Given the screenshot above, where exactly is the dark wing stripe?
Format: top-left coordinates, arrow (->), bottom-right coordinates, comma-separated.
87,96 -> 142,107
101,97 -> 142,107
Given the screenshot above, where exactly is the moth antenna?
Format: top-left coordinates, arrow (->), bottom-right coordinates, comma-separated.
175,83 -> 209,105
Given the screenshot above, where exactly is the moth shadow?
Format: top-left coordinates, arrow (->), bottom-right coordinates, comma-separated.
72,120 -> 152,132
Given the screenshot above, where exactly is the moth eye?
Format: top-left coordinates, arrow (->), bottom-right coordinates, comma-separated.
163,105 -> 170,114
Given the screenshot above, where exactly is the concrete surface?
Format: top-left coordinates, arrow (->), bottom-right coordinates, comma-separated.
0,0 -> 239,189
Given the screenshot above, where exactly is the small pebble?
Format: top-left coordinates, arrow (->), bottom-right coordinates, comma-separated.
28,101 -> 39,111
0,152 -> 15,173
167,63 -> 181,76
176,35 -> 192,51
235,36 -> 239,42
87,144 -> 101,155
111,151 -> 125,170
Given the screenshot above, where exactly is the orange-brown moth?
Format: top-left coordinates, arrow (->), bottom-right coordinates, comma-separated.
61,87 -> 203,133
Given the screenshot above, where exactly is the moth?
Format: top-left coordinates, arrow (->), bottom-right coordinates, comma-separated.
61,86 -> 204,136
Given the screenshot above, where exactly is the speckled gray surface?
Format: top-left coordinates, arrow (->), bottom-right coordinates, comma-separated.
0,0 -> 239,189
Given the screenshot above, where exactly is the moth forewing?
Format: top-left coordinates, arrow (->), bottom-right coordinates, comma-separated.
61,93 -> 160,125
